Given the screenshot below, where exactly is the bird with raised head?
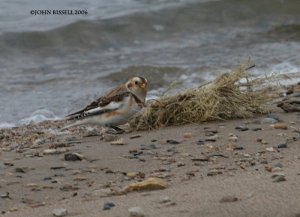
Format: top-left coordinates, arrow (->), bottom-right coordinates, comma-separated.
62,77 -> 148,133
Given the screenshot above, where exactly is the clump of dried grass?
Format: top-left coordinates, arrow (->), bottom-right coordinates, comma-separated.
129,63 -> 268,130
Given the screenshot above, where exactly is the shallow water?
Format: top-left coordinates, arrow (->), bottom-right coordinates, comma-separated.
0,0 -> 300,127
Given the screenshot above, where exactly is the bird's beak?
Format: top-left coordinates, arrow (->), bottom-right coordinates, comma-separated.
140,83 -> 146,89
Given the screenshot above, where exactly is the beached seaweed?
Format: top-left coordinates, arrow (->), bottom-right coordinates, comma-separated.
129,63 -> 268,130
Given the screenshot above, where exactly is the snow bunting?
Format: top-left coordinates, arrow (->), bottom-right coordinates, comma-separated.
63,77 -> 147,133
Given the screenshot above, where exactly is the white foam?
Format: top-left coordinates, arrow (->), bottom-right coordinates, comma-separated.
18,109 -> 61,125
0,122 -> 16,129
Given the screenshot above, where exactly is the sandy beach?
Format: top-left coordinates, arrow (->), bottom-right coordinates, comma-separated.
1,107 -> 300,217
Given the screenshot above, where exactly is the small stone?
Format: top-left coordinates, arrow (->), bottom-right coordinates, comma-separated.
272,167 -> 283,173
192,157 -> 209,162
9,207 -> 18,212
273,175 -> 286,183
183,132 -> 192,138
64,153 -> 84,161
159,196 -> 171,204
205,135 -> 218,142
92,188 -> 112,197
252,127 -> 262,131
52,208 -> 68,217
15,167 -> 27,173
271,123 -> 288,130
166,140 -> 180,145
4,162 -> 14,167
110,138 -> 126,145
127,172 -> 137,179
73,176 -> 88,181
207,169 -> 222,176
277,143 -> 287,149
123,177 -> 167,192
0,192 -> 9,199
272,173 -> 286,182
266,147 -> 275,152
177,162 -> 185,167
228,134 -> 238,142
43,148 -> 68,155
103,134 -> 118,142
59,184 -> 79,191
273,162 -> 283,168
220,196 -> 238,203
26,183 -> 38,188
103,202 -> 115,210
197,140 -> 205,145
128,207 -> 145,217
257,138 -> 268,144
233,145 -> 244,150
204,128 -> 218,135
261,118 -> 278,124
235,126 -> 248,131
130,135 -> 141,139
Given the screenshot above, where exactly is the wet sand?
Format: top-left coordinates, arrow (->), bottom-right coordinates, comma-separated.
1,110 -> 300,217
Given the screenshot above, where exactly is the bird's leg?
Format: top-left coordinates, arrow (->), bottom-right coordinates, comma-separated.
105,125 -> 125,134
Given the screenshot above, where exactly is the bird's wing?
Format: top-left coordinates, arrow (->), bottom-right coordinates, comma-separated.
104,83 -> 127,98
66,91 -> 131,120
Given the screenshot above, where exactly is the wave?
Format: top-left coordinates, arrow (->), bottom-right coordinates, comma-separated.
0,0 -> 299,57
0,109 -> 62,129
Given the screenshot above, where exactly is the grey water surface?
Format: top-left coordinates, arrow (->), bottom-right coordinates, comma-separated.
0,0 -> 300,127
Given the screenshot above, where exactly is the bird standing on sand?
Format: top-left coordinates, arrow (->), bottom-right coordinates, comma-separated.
63,77 -> 148,133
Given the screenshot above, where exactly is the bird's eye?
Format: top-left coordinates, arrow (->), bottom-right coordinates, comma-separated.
135,81 -> 138,85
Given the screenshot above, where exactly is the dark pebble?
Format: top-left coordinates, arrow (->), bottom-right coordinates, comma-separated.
15,168 -> 26,173
252,127 -> 262,131
105,170 -> 114,174
207,170 -> 222,176
129,135 -> 141,139
129,150 -> 143,157
205,138 -> 216,142
50,166 -> 66,170
277,143 -> 287,149
197,140 -> 205,145
72,192 -> 78,197
205,132 -> 215,137
151,139 -> 157,142
220,196 -> 238,203
140,144 -> 157,150
192,157 -> 209,162
204,128 -> 218,134
234,146 -> 244,150
64,153 -> 81,161
273,175 -> 286,183
235,126 -> 249,131
103,202 -> 115,210
138,157 -> 146,162
43,177 -> 52,181
166,140 -> 180,145
4,162 -> 14,167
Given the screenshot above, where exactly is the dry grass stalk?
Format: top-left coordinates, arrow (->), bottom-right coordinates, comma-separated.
129,63 -> 268,130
